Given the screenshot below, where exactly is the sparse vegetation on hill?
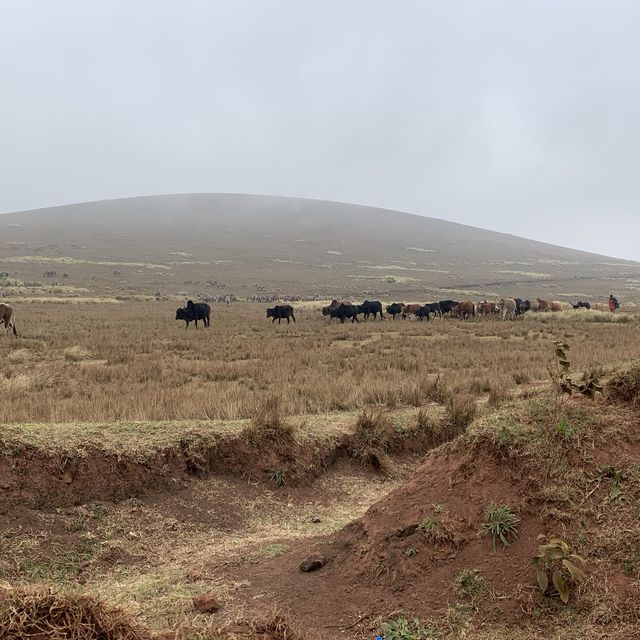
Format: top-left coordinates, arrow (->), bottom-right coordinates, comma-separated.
1,194 -> 639,301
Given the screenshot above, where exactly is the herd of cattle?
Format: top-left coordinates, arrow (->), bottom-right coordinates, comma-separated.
172,295 -> 620,328
318,298 -> 531,323
0,296 -> 621,336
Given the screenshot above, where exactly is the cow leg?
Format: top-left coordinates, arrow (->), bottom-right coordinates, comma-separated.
291,314 -> 296,322
286,317 -> 290,324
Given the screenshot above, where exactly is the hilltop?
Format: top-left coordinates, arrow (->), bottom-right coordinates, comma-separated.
1,194 -> 638,302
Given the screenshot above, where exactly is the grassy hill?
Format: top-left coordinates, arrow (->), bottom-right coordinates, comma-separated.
1,194 -> 638,302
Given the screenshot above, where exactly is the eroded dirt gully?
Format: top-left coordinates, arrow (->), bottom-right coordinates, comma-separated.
0,413 -> 445,510
203,400 -> 640,640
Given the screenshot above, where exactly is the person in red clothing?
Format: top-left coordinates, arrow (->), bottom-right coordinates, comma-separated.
608,295 -> 619,312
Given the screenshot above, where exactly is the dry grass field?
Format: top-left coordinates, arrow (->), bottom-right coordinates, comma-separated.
0,300 -> 637,424
1,298 -> 640,639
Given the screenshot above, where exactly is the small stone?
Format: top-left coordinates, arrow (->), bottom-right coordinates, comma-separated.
193,593 -> 221,613
299,553 -> 326,573
310,516 -> 322,523
405,547 -> 418,557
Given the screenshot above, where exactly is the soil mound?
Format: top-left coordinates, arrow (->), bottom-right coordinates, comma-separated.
222,393 -> 640,638
0,586 -> 150,640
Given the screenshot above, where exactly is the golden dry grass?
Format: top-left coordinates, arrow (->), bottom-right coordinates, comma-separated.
0,302 -> 638,424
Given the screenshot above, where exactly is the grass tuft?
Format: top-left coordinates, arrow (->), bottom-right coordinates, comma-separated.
481,504 -> 520,549
242,395 -> 296,446
446,393 -> 478,431
64,345 -> 94,362
0,586 -> 150,640
607,362 -> 640,403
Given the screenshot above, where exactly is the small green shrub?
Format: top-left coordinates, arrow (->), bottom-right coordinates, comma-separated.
534,536 -> 586,604
551,341 -> 602,400
482,504 -> 520,549
380,616 -> 441,640
454,569 -> 485,599
555,419 -> 574,439
418,515 -> 459,546
268,469 -> 286,486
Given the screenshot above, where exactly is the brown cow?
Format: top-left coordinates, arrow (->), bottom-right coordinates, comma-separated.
452,301 -> 475,319
536,298 -> 550,312
549,301 -> 564,312
477,301 -> 498,316
402,303 -> 422,319
0,303 -> 17,337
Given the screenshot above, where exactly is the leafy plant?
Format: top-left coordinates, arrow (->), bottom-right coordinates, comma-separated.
454,569 -> 485,599
555,419 -> 574,439
533,535 -> 586,604
268,468 -> 286,486
551,341 -> 603,400
482,504 -> 519,549
418,515 -> 459,546
380,616 -> 441,640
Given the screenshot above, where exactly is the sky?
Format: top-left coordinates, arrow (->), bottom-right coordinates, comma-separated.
1,1 -> 639,260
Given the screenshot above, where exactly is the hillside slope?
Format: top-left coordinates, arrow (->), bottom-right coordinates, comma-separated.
1,194 -> 637,301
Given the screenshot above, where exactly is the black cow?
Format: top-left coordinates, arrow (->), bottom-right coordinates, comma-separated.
358,300 -> 384,320
422,302 -> 442,317
386,303 -> 405,319
439,300 -> 459,315
267,304 -> 296,324
514,298 -> 531,315
415,305 -> 433,321
572,301 -> 591,310
175,300 -> 211,329
330,303 -> 361,323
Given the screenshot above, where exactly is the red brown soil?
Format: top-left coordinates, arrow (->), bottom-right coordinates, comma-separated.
0,435 -> 346,510
212,448 -> 541,638
0,420 -> 443,510
210,423 -> 640,640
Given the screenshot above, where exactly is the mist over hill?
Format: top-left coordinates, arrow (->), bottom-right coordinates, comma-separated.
1,194 -> 637,302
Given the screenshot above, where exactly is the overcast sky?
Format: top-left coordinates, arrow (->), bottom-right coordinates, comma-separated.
1,1 -> 639,260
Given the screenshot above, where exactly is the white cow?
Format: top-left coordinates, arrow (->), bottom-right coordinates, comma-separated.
499,298 -> 517,321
